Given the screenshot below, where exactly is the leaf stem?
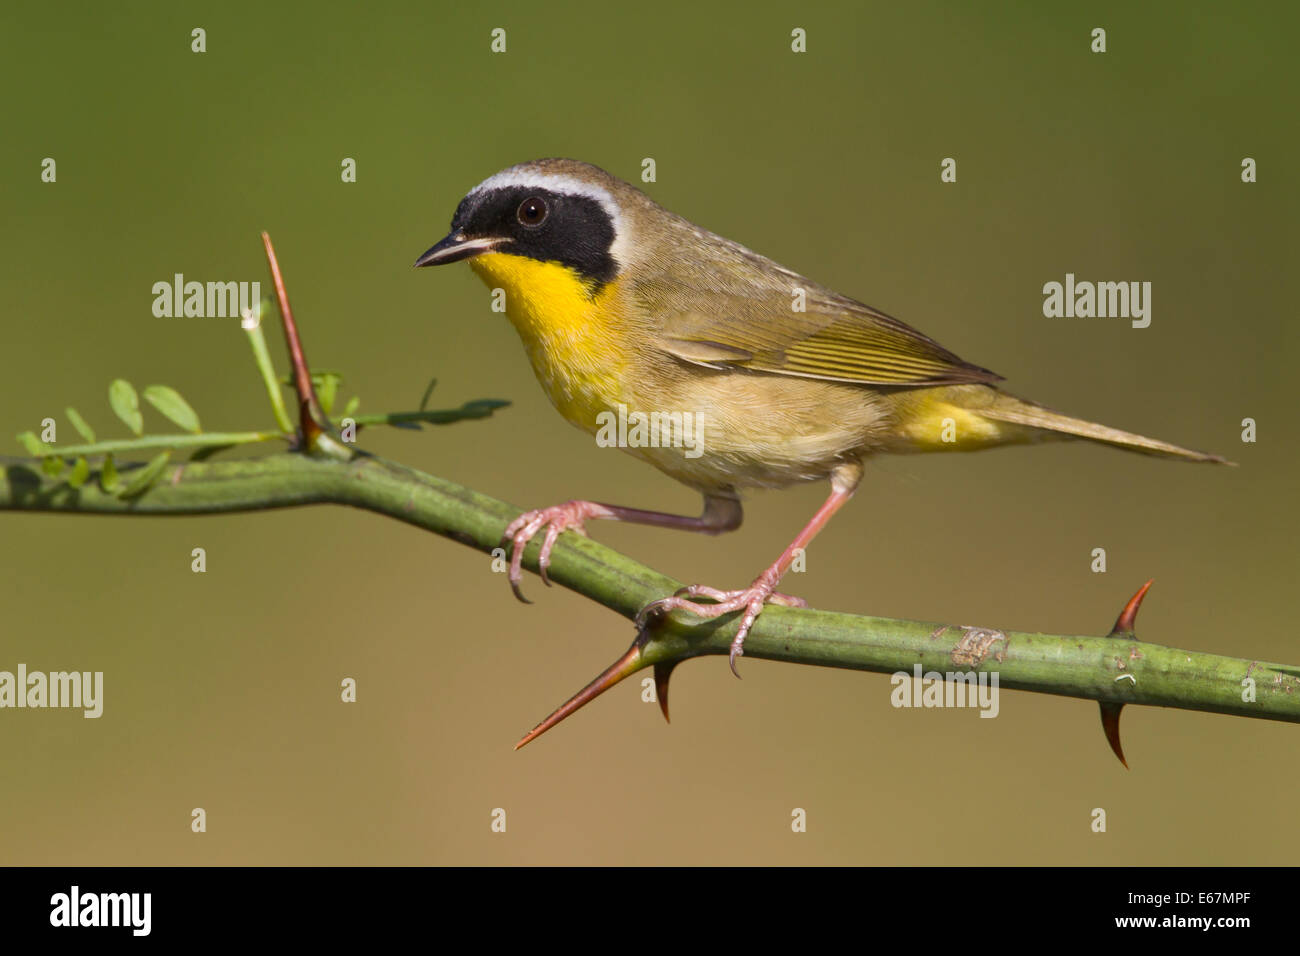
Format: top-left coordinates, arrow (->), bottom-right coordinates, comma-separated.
244,311 -> 295,434
28,432 -> 284,458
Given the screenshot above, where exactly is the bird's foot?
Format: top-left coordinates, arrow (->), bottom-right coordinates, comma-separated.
502,500 -> 600,602
635,575 -> 806,676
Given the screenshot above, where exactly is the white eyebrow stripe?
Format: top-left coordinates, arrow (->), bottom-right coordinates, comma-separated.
466,168 -> 629,269
467,170 -> 619,218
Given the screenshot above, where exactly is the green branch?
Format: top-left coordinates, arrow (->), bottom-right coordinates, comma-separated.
4,451 -> 1296,754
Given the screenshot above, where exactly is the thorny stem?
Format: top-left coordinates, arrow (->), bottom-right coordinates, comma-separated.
2,451 -> 1296,760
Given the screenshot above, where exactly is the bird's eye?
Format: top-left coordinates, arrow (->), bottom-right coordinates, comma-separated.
517,196 -> 548,227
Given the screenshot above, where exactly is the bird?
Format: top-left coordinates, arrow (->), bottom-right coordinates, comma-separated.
415,158 -> 1227,674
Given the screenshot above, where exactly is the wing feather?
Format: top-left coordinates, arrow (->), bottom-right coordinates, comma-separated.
631,222 -> 1001,387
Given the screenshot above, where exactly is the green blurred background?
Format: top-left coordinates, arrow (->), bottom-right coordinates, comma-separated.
1,1 -> 1295,864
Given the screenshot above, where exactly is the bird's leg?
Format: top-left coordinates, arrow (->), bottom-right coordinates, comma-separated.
502,493 -> 742,602
637,462 -> 863,675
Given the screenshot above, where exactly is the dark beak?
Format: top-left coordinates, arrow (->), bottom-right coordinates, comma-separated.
413,232 -> 504,267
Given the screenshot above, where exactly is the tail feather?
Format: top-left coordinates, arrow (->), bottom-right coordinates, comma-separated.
981,394 -> 1232,464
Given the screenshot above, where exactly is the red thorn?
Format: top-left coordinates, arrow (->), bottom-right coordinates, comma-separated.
515,639 -> 646,750
1110,579 -> 1154,637
260,232 -> 326,445
1098,701 -> 1129,769
654,661 -> 678,723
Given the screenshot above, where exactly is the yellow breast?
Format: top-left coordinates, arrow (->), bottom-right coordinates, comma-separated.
468,253 -> 633,430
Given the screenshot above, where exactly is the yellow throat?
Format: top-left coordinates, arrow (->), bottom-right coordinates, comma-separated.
468,252 -> 631,429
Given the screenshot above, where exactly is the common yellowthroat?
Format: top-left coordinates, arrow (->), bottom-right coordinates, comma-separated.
416,159 -> 1226,672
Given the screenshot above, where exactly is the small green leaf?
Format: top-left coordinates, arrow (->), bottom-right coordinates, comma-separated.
17,431 -> 47,456
118,450 -> 172,498
143,385 -> 202,434
68,456 -> 90,488
109,379 -> 143,435
42,455 -> 65,478
463,399 -> 511,413
317,372 -> 340,416
341,395 -> 360,418
65,407 -> 96,444
275,369 -> 342,414
100,454 -> 120,492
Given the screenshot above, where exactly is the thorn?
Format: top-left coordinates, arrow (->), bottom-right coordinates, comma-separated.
515,637 -> 646,750
260,232 -> 329,448
1109,579 -> 1153,638
1100,582 -> 1148,768
654,661 -> 678,723
1098,701 -> 1129,769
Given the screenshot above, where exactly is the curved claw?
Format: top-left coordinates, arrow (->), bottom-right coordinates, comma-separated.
728,643 -> 744,679
505,514 -> 544,604
509,579 -> 533,605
